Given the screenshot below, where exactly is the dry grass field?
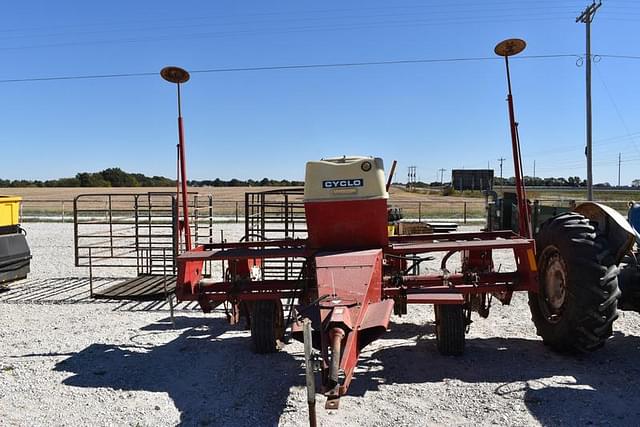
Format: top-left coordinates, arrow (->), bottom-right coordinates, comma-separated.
1,186 -> 261,201
3,185 -> 636,221
0,185 -> 481,202
1,186 -> 488,221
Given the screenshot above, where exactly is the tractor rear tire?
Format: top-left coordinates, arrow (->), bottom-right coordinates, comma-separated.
250,300 -> 285,354
529,212 -> 620,352
435,304 -> 466,356
618,256 -> 640,311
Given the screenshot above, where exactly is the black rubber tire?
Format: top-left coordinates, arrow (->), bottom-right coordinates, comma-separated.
529,212 -> 620,352
435,304 -> 466,356
250,300 -> 285,354
618,262 -> 640,311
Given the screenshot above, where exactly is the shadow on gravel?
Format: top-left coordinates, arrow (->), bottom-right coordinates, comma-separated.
54,315 -> 303,426
0,277 -> 92,303
350,324 -> 640,426
0,275 -> 204,311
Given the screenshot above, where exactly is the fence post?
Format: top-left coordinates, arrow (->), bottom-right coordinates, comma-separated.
463,202 -> 467,224
162,247 -> 175,329
88,247 -> 93,298
61,201 -> 65,223
235,201 -> 239,223
418,202 -> 422,222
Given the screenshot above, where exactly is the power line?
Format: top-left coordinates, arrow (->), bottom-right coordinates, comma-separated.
0,7 -> 584,42
0,71 -> 158,83
522,131 -> 640,159
598,54 -> 640,60
593,62 -> 640,156
0,1 -> 586,36
533,155 -> 640,173
0,4 -> 584,39
0,54 -> 582,84
0,14 -> 580,51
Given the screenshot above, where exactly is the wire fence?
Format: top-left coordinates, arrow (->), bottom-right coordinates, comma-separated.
16,197 -> 633,224
19,198 -> 488,224
18,199 -> 245,223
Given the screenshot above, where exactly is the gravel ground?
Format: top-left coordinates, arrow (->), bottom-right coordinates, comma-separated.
1,223 -> 640,426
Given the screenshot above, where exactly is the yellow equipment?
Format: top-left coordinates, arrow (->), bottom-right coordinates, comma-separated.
0,196 -> 22,227
0,195 -> 31,284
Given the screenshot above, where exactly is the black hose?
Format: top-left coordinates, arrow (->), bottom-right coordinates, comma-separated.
386,253 -> 434,275
441,250 -> 458,271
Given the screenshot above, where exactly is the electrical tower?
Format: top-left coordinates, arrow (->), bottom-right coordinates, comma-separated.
407,166 -> 417,191
576,0 -> 602,201
438,168 -> 447,186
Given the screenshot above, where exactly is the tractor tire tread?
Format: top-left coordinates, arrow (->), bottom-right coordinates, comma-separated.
528,212 -> 619,353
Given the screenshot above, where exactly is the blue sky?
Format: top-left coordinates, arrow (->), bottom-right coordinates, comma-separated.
1,0 -> 639,184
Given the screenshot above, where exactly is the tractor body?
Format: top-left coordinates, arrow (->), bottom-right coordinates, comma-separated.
488,195 -> 640,319
618,202 -> 640,311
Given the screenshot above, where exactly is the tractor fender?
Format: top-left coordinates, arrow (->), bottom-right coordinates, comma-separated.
628,201 -> 640,238
574,202 -> 637,264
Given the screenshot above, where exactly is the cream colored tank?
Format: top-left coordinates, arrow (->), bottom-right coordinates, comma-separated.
304,156 -> 388,202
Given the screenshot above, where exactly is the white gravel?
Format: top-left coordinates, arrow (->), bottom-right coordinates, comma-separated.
1,222 -> 640,426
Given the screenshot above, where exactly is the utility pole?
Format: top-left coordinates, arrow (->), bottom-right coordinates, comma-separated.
497,157 -> 505,191
577,0 -> 602,201
533,160 -> 536,182
618,152 -> 621,187
438,168 -> 447,186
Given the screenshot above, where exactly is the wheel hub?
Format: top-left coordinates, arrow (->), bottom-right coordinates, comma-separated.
545,254 -> 567,311
538,247 -> 569,324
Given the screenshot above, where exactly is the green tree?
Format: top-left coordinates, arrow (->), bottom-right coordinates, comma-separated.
100,168 -> 139,187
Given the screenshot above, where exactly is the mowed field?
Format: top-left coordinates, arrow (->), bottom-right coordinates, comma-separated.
2,185 -> 637,220
1,186 -> 488,221
0,185 -> 481,202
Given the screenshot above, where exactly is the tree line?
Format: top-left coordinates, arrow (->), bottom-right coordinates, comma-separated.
410,176 -> 639,188
0,168 -> 303,188
495,176 -> 588,187
187,178 -> 304,187
2,167 -> 635,189
497,176 -> 640,188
